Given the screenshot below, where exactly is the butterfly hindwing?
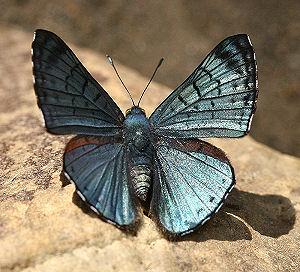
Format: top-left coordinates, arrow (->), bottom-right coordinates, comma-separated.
32,29 -> 124,136
64,136 -> 139,228
150,34 -> 258,138
150,138 -> 235,236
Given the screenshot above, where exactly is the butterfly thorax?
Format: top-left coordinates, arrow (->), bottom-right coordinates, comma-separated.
124,107 -> 154,201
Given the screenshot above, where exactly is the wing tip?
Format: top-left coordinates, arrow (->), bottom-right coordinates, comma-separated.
33,29 -> 56,38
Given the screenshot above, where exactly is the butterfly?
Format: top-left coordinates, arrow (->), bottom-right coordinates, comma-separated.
32,29 -> 258,237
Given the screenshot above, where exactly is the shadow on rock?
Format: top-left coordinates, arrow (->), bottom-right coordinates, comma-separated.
223,188 -> 296,238
60,171 -> 70,187
182,188 -> 296,242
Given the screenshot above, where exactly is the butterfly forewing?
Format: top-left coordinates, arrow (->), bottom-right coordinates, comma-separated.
150,138 -> 235,236
150,34 -> 258,138
64,136 -> 139,228
32,29 -> 124,136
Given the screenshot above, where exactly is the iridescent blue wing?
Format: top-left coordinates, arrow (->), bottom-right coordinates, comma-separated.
32,29 -> 124,136
63,136 -> 139,228
150,138 -> 235,236
150,34 -> 258,138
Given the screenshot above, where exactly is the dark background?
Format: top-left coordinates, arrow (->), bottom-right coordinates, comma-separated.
1,0 -> 299,157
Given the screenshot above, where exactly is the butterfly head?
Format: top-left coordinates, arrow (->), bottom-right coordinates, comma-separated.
125,106 -> 146,117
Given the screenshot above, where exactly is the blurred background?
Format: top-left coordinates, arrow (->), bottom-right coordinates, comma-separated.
0,0 -> 299,157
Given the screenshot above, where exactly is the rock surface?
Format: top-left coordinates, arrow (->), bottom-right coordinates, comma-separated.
0,28 -> 299,272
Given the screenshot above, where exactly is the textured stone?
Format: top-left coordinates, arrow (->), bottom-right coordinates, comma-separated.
0,28 -> 299,272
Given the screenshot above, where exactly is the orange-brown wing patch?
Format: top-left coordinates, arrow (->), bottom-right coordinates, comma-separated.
65,135 -> 122,153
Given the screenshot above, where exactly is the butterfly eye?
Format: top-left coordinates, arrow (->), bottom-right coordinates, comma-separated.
125,108 -> 132,116
141,108 -> 146,114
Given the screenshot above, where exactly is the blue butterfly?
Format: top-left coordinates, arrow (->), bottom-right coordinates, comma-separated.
32,29 -> 258,237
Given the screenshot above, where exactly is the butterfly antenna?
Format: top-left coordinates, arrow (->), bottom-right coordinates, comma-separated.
106,55 -> 135,106
137,58 -> 164,107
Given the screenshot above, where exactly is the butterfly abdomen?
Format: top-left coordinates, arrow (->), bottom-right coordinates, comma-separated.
124,107 -> 155,202
130,164 -> 151,201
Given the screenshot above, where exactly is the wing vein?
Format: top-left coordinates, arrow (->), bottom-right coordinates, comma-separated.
159,154 -> 212,212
